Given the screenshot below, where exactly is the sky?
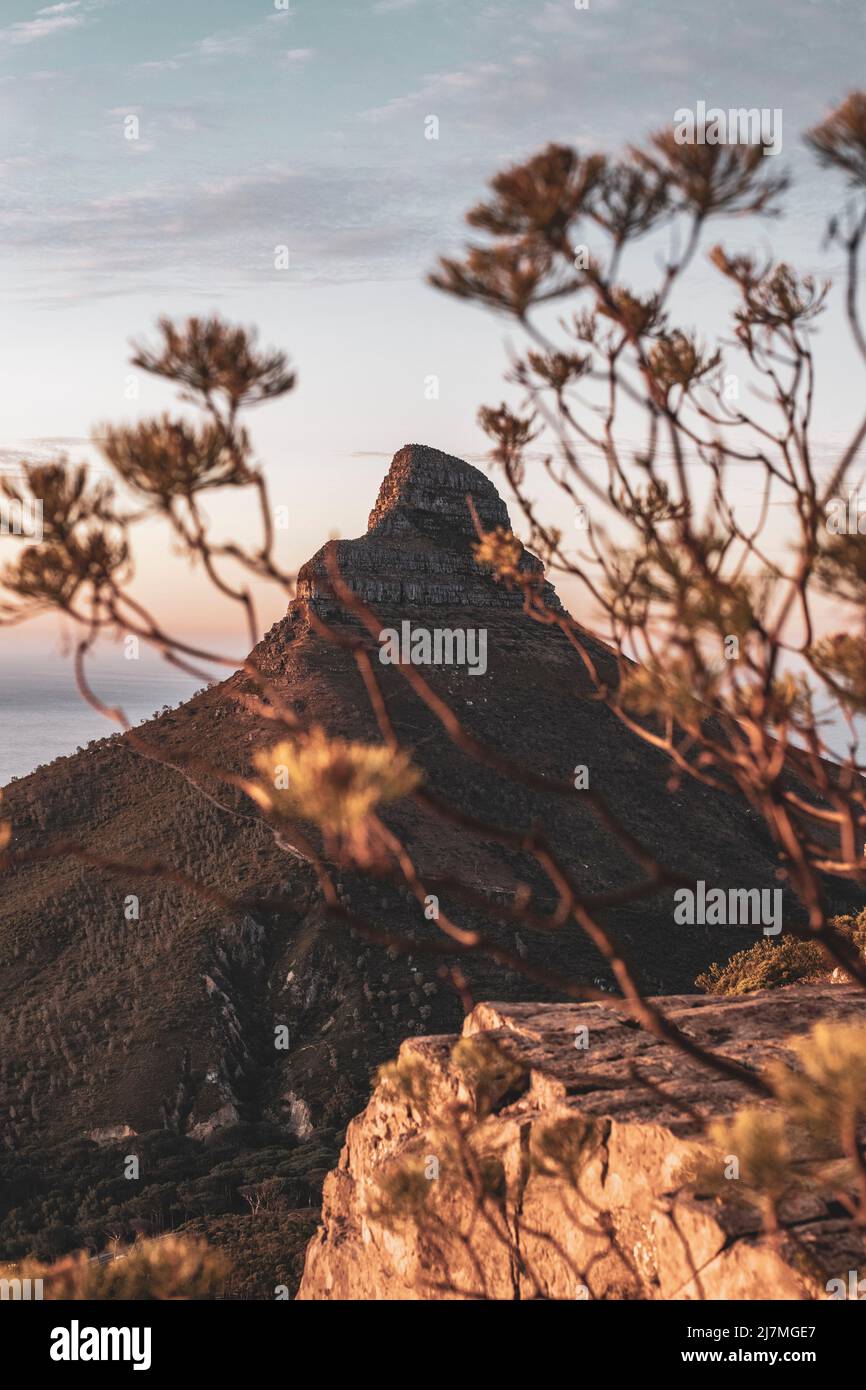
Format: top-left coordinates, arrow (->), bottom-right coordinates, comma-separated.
0,0 -> 865,665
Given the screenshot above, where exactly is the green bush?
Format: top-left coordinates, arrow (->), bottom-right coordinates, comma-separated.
695,911 -> 866,996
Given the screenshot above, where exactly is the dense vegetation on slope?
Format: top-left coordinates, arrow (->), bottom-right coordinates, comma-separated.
0,1122 -> 335,1297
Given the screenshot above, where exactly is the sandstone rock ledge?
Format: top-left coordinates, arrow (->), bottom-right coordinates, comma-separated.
297,987 -> 866,1300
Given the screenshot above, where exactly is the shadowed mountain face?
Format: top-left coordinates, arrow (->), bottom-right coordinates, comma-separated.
297,443 -> 561,613
0,446 -> 831,1165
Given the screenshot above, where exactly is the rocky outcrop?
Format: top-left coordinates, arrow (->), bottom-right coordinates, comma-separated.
297,986 -> 866,1300
296,443 -> 563,614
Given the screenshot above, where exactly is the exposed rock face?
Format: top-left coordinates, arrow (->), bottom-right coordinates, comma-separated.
367,443 -> 509,536
297,986 -> 866,1301
296,443 -> 562,614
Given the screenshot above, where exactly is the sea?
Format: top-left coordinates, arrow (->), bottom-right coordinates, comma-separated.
0,647 -> 218,786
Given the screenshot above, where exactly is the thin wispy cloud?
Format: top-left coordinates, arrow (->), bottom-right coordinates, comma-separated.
0,2 -> 85,47
136,8 -> 294,75
281,48 -> 315,67
194,30 -> 253,61
359,61 -> 506,125
0,156 -> 35,176
0,158 -> 465,306
373,0 -> 420,13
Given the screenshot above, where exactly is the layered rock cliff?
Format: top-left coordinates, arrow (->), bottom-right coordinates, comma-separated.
298,985 -> 866,1300
296,443 -> 562,614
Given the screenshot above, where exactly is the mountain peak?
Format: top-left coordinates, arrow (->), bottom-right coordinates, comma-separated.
366,444 -> 510,539
296,444 -> 560,614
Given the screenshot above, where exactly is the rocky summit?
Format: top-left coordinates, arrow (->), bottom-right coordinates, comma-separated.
0,444 -> 852,1289
297,443 -> 561,614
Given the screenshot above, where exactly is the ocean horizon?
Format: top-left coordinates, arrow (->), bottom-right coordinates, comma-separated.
0,649 -> 220,786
